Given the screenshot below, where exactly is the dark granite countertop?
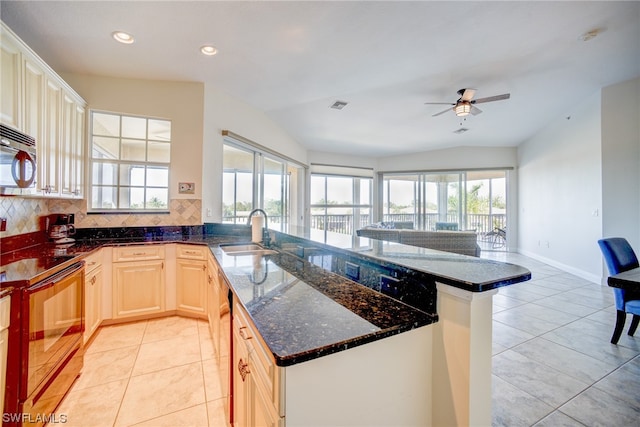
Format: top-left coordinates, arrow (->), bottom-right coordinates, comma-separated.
278,226 -> 531,292
212,245 -> 436,366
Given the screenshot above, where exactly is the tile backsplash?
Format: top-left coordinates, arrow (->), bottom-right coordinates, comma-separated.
0,197 -> 202,238
0,197 -> 48,237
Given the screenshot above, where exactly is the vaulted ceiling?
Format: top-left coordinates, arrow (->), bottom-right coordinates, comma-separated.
2,1 -> 639,157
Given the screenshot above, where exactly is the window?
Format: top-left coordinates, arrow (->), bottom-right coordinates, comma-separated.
222,136 -> 305,230
381,169 -> 508,250
89,111 -> 171,211
310,173 -> 372,244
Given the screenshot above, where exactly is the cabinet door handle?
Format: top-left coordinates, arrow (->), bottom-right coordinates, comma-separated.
87,261 -> 97,266
239,327 -> 252,340
185,250 -> 198,254
132,252 -> 146,256
90,275 -> 97,285
238,358 -> 250,382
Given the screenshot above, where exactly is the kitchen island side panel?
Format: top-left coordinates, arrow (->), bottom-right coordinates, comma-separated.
432,282 -> 497,427
284,325 -> 433,426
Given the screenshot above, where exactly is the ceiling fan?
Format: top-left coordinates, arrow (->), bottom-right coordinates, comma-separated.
425,88 -> 510,117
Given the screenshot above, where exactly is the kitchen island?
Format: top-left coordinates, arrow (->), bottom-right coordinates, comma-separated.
214,226 -> 530,426
1,223 -> 531,426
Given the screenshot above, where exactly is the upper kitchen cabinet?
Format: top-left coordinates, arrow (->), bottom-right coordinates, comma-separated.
0,29 -> 21,129
0,21 -> 86,199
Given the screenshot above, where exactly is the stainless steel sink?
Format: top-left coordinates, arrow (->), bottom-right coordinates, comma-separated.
220,243 -> 278,256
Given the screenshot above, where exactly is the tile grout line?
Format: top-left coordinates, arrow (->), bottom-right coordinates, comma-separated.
111,320 -> 148,427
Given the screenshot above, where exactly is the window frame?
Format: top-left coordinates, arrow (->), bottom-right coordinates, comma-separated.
310,173 -> 373,242
88,110 -> 172,213
222,134 -> 306,230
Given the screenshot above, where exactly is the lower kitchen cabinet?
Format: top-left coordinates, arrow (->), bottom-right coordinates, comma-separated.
83,249 -> 103,344
112,246 -> 165,319
232,299 -> 283,427
176,244 -> 208,317
207,254 -> 221,357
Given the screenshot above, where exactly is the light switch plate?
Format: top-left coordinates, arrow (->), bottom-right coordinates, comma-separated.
178,182 -> 195,194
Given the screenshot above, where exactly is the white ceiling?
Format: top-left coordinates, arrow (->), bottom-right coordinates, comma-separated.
2,1 -> 639,157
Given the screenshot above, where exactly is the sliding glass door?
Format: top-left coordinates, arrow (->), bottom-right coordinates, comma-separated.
381,170 -> 508,250
222,140 -> 305,231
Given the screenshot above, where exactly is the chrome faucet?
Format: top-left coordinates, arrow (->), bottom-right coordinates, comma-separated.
247,208 -> 271,247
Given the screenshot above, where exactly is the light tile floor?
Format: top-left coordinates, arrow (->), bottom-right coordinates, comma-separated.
55,253 -> 639,426
485,251 -> 640,427
55,316 -> 228,427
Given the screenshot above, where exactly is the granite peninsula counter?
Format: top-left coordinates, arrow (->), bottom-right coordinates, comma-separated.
2,224 -> 531,426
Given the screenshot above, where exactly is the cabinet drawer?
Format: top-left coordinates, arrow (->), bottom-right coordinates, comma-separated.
177,244 -> 207,260
82,250 -> 102,273
113,245 -> 165,262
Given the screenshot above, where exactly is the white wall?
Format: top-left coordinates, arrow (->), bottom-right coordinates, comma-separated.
63,74 -> 204,200
376,146 -> 518,172
601,77 -> 640,252
201,84 -> 308,222
308,150 -> 378,170
517,76 -> 640,283
517,91 -> 603,282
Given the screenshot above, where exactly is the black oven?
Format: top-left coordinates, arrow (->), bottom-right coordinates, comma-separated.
0,124 -> 37,196
3,261 -> 84,427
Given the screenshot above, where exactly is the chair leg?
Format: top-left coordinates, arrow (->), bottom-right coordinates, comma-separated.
628,314 -> 639,337
611,310 -> 626,344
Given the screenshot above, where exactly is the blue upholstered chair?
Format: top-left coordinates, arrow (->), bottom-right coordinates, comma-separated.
597,238 -> 640,344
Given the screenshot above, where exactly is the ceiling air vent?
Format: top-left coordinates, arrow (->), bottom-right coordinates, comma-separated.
330,100 -> 348,110
453,128 -> 469,134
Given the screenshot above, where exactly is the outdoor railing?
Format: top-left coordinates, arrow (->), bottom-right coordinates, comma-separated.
309,213 -> 506,236
224,212 -> 507,242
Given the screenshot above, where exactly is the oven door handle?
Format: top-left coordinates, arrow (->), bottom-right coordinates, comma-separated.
27,262 -> 84,292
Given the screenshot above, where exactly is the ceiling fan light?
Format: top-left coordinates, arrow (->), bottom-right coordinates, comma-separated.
200,45 -> 218,56
455,102 -> 471,116
112,31 -> 134,44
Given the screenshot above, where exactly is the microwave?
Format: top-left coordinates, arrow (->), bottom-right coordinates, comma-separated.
0,124 -> 37,195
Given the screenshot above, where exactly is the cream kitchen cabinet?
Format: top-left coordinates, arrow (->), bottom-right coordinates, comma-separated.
39,78 -> 85,198
0,28 -> 21,129
175,244 -> 208,317
83,249 -> 103,344
112,245 -> 166,319
40,77 -> 61,195
0,21 -> 85,199
22,56 -> 45,153
60,93 -> 84,197
232,299 -> 283,427
207,253 -> 220,354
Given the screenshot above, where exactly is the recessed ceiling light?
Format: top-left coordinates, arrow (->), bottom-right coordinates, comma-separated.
112,31 -> 134,44
200,45 -> 218,56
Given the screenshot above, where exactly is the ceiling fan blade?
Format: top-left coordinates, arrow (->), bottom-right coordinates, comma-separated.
471,93 -> 510,104
432,107 -> 453,117
470,105 -> 483,115
460,88 -> 476,102
424,102 -> 454,105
